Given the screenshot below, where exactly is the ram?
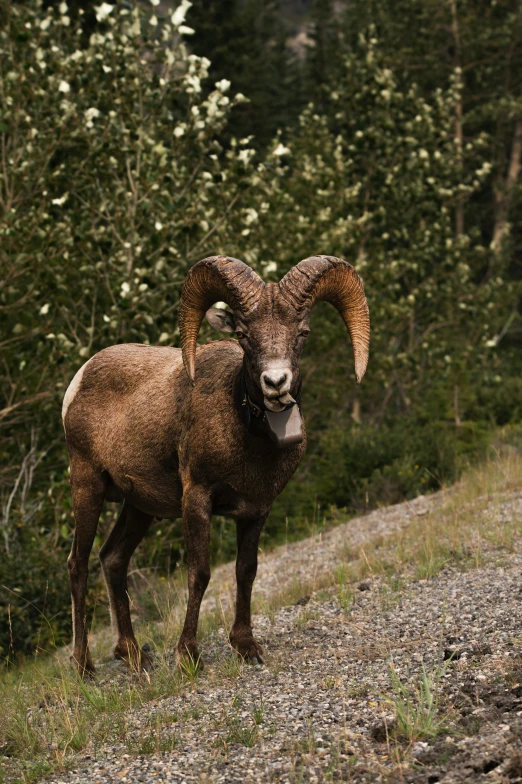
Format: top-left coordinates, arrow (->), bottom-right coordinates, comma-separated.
62,255 -> 370,675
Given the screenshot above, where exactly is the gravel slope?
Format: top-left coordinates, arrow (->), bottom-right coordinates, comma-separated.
47,489 -> 522,784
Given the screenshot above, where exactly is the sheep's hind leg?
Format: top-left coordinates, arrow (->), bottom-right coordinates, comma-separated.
99,502 -> 154,671
176,484 -> 212,668
229,515 -> 267,664
68,458 -> 106,678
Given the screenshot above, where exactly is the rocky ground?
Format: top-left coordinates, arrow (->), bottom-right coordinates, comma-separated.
20,487 -> 522,782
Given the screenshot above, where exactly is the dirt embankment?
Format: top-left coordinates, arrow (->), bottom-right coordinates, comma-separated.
32,477 -> 522,783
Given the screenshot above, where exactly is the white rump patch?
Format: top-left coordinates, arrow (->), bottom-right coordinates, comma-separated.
62,359 -> 91,422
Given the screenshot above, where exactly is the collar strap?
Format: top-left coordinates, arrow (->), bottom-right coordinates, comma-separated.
238,371 -> 303,447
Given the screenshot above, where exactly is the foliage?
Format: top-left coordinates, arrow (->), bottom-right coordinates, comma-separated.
268,418 -> 491,534
245,36 -> 514,411
241,33 -> 519,529
305,0 -> 341,110
339,0 -> 522,259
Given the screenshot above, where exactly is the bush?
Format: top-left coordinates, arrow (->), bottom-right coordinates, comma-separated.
267,417 -> 492,542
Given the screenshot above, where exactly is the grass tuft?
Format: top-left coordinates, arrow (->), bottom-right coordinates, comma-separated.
177,650 -> 202,681
384,661 -> 453,742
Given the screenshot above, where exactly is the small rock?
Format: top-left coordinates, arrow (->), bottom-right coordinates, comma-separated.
444,646 -> 469,661
370,715 -> 396,742
444,641 -> 492,661
473,642 -> 492,656
357,580 -> 372,591
295,594 -> 311,606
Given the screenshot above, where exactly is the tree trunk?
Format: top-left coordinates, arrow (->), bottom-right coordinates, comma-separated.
453,384 -> 462,428
492,119 -> 522,255
450,0 -> 464,237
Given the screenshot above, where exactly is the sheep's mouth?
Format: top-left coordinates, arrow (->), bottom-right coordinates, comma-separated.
264,392 -> 296,413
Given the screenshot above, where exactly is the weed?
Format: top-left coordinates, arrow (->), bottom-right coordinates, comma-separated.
294,718 -> 317,755
252,700 -> 265,725
335,565 -> 354,610
127,727 -> 178,756
177,651 -> 201,681
384,661 -> 453,742
343,682 -> 369,699
223,712 -> 259,747
218,654 -> 244,679
325,675 -> 336,689
324,742 -> 343,780
295,606 -> 319,630
213,698 -> 265,750
414,546 -> 449,580
255,595 -> 277,625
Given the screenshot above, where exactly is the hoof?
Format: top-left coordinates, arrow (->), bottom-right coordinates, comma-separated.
114,642 -> 154,673
230,634 -> 264,665
176,642 -> 203,673
71,653 -> 96,679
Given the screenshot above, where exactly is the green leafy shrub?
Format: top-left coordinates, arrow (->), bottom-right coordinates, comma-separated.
266,416 -> 491,541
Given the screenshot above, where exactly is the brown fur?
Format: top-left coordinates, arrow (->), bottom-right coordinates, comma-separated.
64,272 -> 367,676
64,290 -> 307,674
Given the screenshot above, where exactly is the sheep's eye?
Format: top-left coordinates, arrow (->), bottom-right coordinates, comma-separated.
299,329 -> 310,338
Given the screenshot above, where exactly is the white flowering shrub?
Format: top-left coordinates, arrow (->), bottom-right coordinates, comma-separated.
1,0 -> 255,371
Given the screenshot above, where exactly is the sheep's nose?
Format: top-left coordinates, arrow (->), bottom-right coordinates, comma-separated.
262,370 -> 288,391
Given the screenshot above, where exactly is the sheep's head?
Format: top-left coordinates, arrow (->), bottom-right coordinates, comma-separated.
179,255 -> 370,412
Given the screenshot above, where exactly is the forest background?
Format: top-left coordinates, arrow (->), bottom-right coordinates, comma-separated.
1,0 -> 522,659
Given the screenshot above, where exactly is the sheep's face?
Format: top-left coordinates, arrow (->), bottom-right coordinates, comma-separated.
206,283 -> 310,412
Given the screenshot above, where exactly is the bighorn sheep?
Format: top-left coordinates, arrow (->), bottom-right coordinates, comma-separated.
63,255 -> 370,675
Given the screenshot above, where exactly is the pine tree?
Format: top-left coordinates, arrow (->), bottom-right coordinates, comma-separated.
187,0 -> 303,147
340,0 -> 522,258
304,0 -> 341,110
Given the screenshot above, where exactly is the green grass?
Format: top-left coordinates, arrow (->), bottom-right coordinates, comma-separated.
177,650 -> 202,681
216,653 -> 244,679
330,445 -> 522,589
0,652 -> 185,782
383,661 -> 454,742
335,565 -> 354,610
212,697 -> 265,751
223,712 -> 260,748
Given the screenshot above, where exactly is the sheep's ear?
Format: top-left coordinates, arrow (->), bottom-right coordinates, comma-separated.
205,307 -> 236,333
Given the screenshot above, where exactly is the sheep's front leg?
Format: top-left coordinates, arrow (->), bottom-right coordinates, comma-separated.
229,514 -> 267,664
177,484 -> 212,666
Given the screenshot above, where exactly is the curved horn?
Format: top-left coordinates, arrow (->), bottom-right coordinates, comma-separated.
179,255 -> 264,383
279,255 -> 370,384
